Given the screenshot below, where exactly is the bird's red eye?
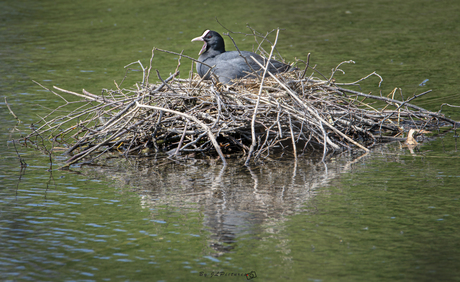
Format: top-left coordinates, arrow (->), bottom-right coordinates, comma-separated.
206,34 -> 212,38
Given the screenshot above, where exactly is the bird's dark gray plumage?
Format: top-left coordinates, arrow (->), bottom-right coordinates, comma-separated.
191,30 -> 293,84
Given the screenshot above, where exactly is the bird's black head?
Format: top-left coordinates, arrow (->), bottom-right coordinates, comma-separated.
191,30 -> 226,55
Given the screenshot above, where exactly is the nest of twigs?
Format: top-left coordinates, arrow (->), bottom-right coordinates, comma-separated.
21,47 -> 458,167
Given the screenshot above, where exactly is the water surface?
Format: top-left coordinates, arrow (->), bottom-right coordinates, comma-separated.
1,0 -> 460,281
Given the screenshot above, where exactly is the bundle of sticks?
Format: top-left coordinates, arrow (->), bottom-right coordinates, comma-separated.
22,51 -> 458,167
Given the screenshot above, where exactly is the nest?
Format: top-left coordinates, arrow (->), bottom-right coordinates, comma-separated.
21,48 -> 458,167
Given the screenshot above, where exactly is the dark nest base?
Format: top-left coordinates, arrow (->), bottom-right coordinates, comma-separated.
20,54 -> 459,167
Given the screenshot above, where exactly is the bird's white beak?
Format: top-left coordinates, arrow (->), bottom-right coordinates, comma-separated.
191,30 -> 210,55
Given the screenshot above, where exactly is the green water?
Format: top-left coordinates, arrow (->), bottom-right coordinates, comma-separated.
1,0 -> 460,281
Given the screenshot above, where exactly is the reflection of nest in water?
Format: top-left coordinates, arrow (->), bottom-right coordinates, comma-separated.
80,146 -> 387,256
22,50 -> 458,167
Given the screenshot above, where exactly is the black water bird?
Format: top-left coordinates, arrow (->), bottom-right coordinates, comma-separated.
191,30 -> 293,84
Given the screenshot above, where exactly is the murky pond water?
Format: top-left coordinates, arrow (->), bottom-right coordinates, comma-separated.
1,0 -> 460,281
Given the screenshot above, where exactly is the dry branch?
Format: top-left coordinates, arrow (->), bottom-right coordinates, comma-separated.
17,31 -> 459,167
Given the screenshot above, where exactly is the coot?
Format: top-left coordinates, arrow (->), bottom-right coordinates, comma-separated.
191,30 -> 293,84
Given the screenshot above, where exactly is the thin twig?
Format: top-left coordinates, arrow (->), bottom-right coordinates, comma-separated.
245,28 -> 280,165
135,102 -> 227,166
